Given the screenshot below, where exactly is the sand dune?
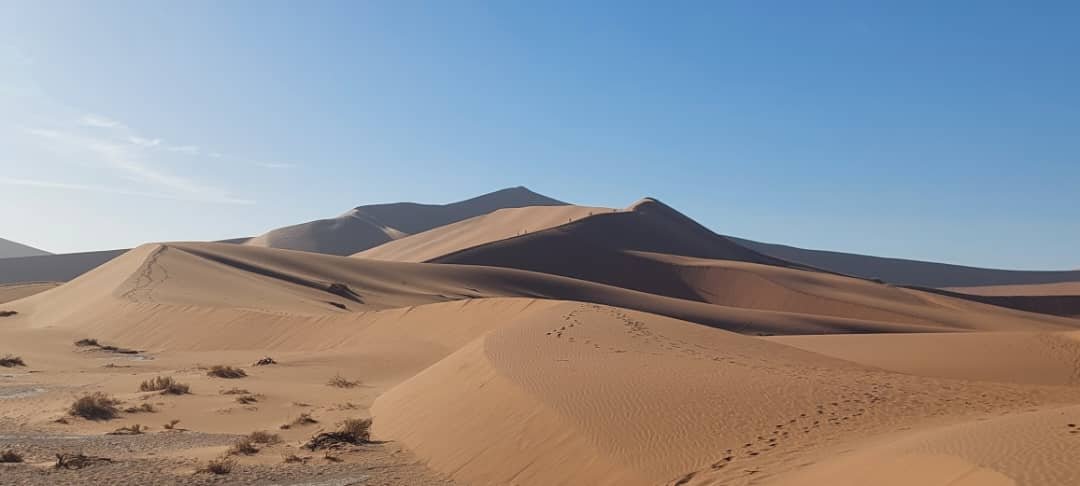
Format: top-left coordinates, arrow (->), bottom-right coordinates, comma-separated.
357,204 -> 611,262
0,237 -> 50,259
0,249 -> 126,284
11,242 -> 1075,339
374,301 -> 1080,486
0,282 -> 60,304
732,236 -> 1080,288
2,235 -> 1079,485
247,186 -> 566,256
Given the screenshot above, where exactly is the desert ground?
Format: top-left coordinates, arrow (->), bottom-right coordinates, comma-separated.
2,191 -> 1079,485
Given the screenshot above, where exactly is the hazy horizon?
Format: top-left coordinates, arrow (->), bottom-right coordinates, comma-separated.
2,1 -> 1077,270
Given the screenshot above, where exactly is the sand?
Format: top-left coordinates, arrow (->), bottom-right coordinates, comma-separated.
2,196 -> 1079,485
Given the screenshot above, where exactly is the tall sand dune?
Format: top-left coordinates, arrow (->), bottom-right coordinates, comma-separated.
247,186 -> 565,256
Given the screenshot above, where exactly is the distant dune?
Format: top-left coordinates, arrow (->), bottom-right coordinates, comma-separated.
0,249 -> 126,284
732,236 -> 1080,287
247,186 -> 566,255
0,237 -> 51,258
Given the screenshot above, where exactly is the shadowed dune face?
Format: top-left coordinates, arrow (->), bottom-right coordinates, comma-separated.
732,236 -> 1080,288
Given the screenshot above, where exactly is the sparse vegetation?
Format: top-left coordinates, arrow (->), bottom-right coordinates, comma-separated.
0,355 -> 25,367
247,430 -> 281,444
282,452 -> 308,464
228,437 -> 260,456
163,419 -> 181,430
54,453 -> 112,469
235,395 -> 259,404
207,365 -> 247,379
280,412 -> 318,429
69,392 -> 121,420
326,373 -> 360,388
253,356 -> 276,366
198,456 -> 235,475
73,338 -> 138,354
0,449 -> 24,463
220,387 -> 250,395
0,310 -> 17,317
123,403 -> 156,414
107,424 -> 145,435
304,417 -> 372,450
139,376 -> 190,395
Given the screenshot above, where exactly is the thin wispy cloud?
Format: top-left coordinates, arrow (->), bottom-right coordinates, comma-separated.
0,176 -> 254,204
24,123 -> 255,205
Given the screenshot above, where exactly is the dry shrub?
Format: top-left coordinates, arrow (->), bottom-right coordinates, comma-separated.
0,310 -> 17,317
74,338 -> 99,347
0,355 -> 25,367
123,403 -> 156,414
253,357 -> 276,366
220,387 -> 250,395
107,424 -> 145,435
228,437 -> 259,456
282,452 -> 308,464
54,453 -> 112,469
139,376 -> 189,395
235,395 -> 258,405
326,373 -> 360,388
163,419 -> 181,430
304,418 -> 372,450
69,392 -> 121,420
247,430 -> 280,444
0,449 -> 23,463
199,456 -> 235,475
280,413 -> 318,430
207,365 -> 247,379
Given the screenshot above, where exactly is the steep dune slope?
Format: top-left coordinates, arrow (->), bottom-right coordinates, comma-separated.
357,204 -> 611,262
247,186 -> 566,256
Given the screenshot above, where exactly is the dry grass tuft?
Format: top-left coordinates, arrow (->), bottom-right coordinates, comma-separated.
0,449 -> 23,463
207,365 -> 247,379
304,417 -> 372,450
228,437 -> 260,456
107,424 -> 145,435
163,419 -> 181,430
0,355 -> 25,367
0,310 -> 17,317
247,430 -> 281,444
123,403 -> 156,414
282,452 -> 308,464
235,395 -> 259,405
220,387 -> 250,395
280,412 -> 318,430
253,356 -> 276,366
199,456 -> 235,475
69,392 -> 121,420
54,453 -> 112,469
139,376 -> 190,395
326,373 -> 360,388
74,338 -> 99,347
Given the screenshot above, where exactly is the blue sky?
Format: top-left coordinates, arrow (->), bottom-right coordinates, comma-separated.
1,1 -> 1077,269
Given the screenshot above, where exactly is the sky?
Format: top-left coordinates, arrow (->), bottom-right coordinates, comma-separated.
1,1 -> 1077,270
